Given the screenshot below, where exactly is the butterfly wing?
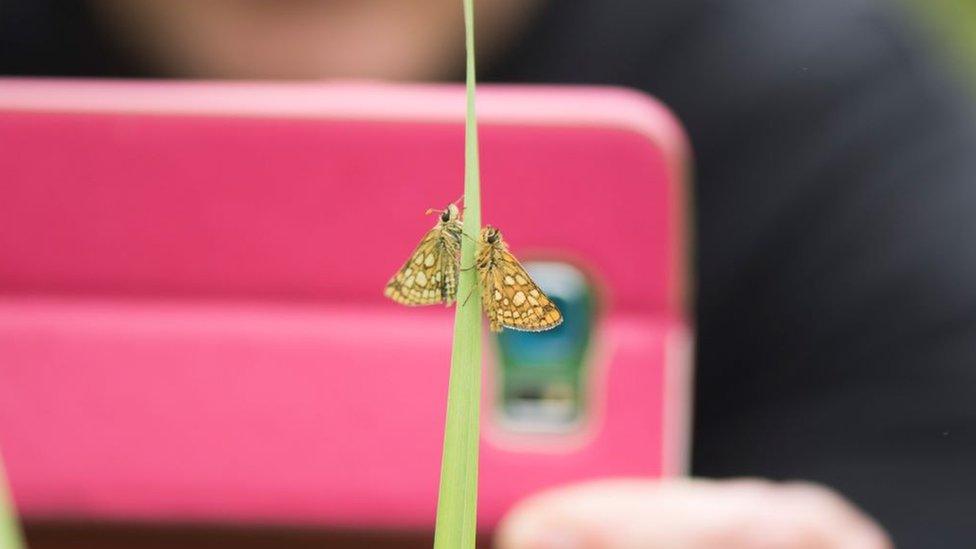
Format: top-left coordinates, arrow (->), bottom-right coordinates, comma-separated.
481,247 -> 563,332
438,227 -> 460,306
385,225 -> 460,306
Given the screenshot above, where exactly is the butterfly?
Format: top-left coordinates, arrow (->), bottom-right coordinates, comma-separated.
476,225 -> 563,332
385,203 -> 464,306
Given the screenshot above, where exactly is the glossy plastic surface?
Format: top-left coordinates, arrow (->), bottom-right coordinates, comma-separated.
0,80 -> 691,530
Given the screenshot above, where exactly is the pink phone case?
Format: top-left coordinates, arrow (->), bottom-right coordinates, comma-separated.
0,80 -> 692,530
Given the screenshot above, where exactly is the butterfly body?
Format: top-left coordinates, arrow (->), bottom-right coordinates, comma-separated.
476,226 -> 563,332
385,204 -> 463,306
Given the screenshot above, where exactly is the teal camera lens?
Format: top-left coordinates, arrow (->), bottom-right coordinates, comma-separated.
494,261 -> 596,432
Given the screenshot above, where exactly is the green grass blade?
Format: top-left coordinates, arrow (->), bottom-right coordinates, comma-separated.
433,0 -> 482,547
0,453 -> 25,549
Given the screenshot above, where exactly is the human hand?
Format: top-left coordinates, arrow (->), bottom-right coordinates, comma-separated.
496,478 -> 892,549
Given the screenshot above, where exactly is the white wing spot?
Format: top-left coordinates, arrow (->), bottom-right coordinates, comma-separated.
415,271 -> 428,287
513,292 -> 526,306
404,276 -> 415,288
424,253 -> 436,267
515,275 -> 527,285
504,275 -> 516,286
494,290 -> 503,301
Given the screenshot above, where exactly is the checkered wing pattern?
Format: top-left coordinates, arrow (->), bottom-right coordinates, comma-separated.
385,221 -> 461,306
477,230 -> 563,332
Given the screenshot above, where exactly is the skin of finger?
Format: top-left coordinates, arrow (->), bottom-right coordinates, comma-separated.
770,482 -> 893,549
496,479 -> 751,549
698,480 -> 853,548
494,478 -> 892,549
495,479 -> 766,549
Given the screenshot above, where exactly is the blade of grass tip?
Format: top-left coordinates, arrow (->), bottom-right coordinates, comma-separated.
0,452 -> 25,549
433,0 -> 482,547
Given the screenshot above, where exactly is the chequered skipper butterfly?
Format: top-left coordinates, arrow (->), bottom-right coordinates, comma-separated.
385,204 -> 463,306
476,225 -> 563,332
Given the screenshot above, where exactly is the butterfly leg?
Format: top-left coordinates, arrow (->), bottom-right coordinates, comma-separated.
461,286 -> 477,307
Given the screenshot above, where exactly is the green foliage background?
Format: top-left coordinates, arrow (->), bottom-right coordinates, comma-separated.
906,0 -> 976,85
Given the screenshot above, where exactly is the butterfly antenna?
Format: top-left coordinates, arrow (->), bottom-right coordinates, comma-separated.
426,195 -> 464,216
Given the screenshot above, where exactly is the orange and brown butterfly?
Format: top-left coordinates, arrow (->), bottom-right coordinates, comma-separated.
385,203 -> 463,306
476,225 -> 563,332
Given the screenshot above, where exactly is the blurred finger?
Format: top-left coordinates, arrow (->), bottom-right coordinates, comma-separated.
494,478 -> 893,549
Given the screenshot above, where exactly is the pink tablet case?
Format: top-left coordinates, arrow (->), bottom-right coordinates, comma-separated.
0,80 -> 691,530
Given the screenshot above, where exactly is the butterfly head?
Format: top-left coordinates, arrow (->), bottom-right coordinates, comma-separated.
441,203 -> 460,224
481,225 -> 502,245
427,203 -> 461,225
